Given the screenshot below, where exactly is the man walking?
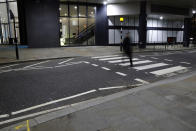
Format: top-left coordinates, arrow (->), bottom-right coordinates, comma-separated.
122,32 -> 133,67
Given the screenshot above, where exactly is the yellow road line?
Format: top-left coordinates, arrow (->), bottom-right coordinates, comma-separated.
26,120 -> 30,131
15,124 -> 25,130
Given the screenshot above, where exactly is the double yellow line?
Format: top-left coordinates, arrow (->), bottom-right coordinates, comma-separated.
15,120 -> 30,131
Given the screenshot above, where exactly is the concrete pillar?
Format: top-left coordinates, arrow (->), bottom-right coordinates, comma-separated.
139,1 -> 147,49
95,4 -> 108,45
18,0 -> 60,48
183,18 -> 191,47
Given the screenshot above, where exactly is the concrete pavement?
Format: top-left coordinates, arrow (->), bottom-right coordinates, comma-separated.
0,45 -> 195,65
1,71 -> 196,131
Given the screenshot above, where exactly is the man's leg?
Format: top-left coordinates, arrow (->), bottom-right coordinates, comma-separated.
130,52 -> 133,67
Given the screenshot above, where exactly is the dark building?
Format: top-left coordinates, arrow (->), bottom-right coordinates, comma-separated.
0,0 -> 195,48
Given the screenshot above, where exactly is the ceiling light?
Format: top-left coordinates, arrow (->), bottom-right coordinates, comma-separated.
160,16 -> 163,20
193,10 -> 196,14
74,6 -> 77,9
103,1 -> 107,5
59,8 -> 62,11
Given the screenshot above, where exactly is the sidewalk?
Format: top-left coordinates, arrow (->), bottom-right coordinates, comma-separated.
0,45 -> 195,65
1,72 -> 196,131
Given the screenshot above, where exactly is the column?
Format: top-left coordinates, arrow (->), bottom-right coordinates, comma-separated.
139,1 -> 147,48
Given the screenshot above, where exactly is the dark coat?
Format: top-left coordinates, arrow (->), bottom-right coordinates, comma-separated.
123,36 -> 132,55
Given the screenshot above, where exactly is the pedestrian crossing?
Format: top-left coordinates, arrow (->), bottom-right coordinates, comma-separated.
119,60 -> 152,67
91,55 -> 188,77
108,58 -> 139,64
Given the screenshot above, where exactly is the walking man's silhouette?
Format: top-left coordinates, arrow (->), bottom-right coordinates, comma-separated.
122,32 -> 133,67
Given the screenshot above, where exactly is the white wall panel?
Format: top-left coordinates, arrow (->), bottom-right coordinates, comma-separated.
107,3 -> 140,16
109,29 -> 115,44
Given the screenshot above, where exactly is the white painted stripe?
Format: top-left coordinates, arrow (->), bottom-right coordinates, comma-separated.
27,66 -> 53,70
150,66 -> 187,76
92,64 -> 98,67
164,59 -> 173,62
0,64 -> 18,69
83,61 -> 90,64
108,58 -> 139,64
119,60 -> 152,66
0,114 -> 9,119
99,56 -> 128,61
58,58 -> 74,65
133,63 -> 168,71
99,86 -> 126,91
135,78 -> 149,84
23,61 -> 50,68
11,90 -> 97,115
188,50 -> 196,53
180,62 -> 191,65
55,61 -> 83,68
101,67 -> 111,71
92,55 -> 119,59
116,72 -> 127,76
0,105 -> 70,126
151,57 -> 158,59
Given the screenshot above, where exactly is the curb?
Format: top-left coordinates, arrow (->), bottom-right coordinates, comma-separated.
0,48 -> 195,65
1,71 -> 196,131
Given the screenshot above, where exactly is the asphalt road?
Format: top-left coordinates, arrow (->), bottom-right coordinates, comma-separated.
0,50 -> 196,127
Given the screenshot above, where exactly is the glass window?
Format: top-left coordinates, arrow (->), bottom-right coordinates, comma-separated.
79,18 -> 87,45
79,18 -> 87,33
79,5 -> 86,17
70,5 -> 78,17
60,18 -> 69,46
70,18 -> 78,44
59,3 -> 97,46
60,4 -> 68,17
0,1 -> 20,44
88,6 -> 96,17
0,3 -> 8,23
88,18 -> 95,26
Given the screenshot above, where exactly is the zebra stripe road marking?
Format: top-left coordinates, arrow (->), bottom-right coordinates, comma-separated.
99,56 -> 128,61
133,63 -> 168,71
92,55 -> 119,59
180,62 -> 191,65
150,66 -> 187,76
119,60 -> 152,67
108,58 -> 139,64
164,59 -> 173,62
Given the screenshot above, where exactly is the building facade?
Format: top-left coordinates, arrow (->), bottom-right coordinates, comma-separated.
0,0 -> 195,48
